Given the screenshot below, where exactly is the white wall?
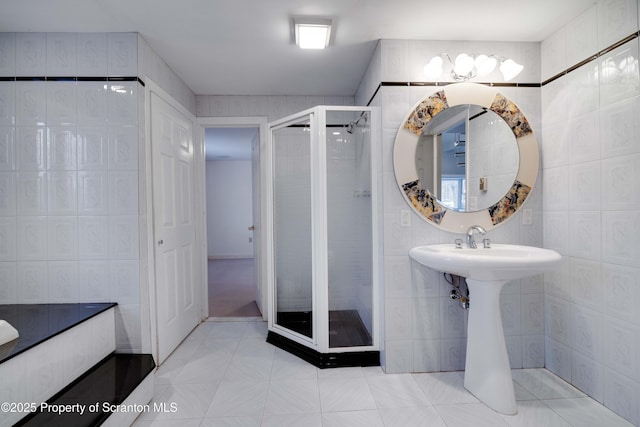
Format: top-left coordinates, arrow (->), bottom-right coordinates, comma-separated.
206,159 -> 254,258
540,1 -> 640,424
0,33 -> 143,353
196,95 -> 354,122
0,31 -> 197,354
138,35 -> 196,115
467,112 -> 519,210
355,1 -> 640,424
360,39 -> 543,374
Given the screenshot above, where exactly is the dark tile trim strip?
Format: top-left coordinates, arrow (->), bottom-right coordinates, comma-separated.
541,31 -> 640,86
46,76 -> 77,81
367,31 -> 640,105
367,81 -> 540,106
109,76 -> 146,86
286,123 -> 360,129
381,81 -> 541,88
367,81 -> 542,106
15,76 -> 46,81
366,84 -> 382,106
0,76 -> 146,86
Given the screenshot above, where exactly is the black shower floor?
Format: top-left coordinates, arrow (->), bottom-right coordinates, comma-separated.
276,309 -> 372,348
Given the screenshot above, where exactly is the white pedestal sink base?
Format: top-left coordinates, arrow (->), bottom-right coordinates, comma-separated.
464,278 -> 517,415
408,243 -> 562,415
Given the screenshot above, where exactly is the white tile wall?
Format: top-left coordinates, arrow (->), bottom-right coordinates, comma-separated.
541,1 -> 640,423
47,82 -> 77,125
15,33 -> 47,77
107,33 -> 138,77
0,28 -> 197,352
571,349 -> 604,402
566,5 -> 599,67
16,81 -> 46,126
360,38 -> 544,376
0,33 -> 16,76
467,110 -> 518,210
77,33 -> 108,76
78,260 -> 110,302
603,367 -> 640,424
0,32 -> 157,353
597,0 -> 639,50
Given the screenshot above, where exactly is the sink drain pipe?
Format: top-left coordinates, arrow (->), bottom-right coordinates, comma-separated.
445,273 -> 470,309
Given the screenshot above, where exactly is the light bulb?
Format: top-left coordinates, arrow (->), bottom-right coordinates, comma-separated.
475,55 -> 497,76
424,56 -> 443,79
499,59 -> 524,81
454,53 -> 475,76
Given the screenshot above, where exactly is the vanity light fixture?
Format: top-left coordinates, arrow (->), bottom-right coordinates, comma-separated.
424,53 -> 523,82
294,17 -> 332,49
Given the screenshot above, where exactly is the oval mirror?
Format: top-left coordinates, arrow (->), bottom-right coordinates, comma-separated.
393,83 -> 539,233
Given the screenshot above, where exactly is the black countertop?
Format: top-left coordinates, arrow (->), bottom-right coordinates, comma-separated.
0,303 -> 117,364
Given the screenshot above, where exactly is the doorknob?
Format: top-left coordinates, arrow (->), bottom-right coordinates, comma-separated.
248,225 -> 255,231
158,239 -> 164,245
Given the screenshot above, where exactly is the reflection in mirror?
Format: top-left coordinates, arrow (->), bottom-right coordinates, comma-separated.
393,83 -> 539,233
417,105 -> 519,212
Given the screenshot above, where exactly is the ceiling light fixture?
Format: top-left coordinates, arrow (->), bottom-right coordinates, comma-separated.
294,17 -> 332,49
424,53 -> 524,82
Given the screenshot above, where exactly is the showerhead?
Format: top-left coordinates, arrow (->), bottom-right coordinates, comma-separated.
346,114 -> 368,134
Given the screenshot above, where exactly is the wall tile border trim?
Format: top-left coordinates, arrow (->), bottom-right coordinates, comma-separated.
366,31 -> 640,106
542,30 -> 640,86
0,76 -> 145,86
366,82 -> 540,106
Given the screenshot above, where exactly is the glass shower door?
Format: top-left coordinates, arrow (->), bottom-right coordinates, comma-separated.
326,110 -> 373,348
271,115 -> 314,339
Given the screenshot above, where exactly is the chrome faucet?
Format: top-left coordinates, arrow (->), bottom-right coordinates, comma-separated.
466,225 -> 487,248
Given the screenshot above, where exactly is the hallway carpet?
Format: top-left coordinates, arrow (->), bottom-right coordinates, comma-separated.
208,258 -> 261,318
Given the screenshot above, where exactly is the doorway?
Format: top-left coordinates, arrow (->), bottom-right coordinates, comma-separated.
198,117 -> 269,320
205,127 -> 258,317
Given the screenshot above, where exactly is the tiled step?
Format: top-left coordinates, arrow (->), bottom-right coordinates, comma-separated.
0,304 -> 117,427
16,353 -> 155,427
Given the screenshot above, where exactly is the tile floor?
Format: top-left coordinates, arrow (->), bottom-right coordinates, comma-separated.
132,320 -> 634,427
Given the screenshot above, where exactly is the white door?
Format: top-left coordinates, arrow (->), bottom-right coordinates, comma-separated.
151,92 -> 199,363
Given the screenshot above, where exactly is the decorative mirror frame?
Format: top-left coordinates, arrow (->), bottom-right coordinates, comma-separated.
393,82 -> 539,233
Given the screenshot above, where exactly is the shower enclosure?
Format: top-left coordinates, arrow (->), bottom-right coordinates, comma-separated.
266,106 -> 380,368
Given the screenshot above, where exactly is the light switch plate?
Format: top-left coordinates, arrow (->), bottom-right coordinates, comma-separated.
522,208 -> 533,225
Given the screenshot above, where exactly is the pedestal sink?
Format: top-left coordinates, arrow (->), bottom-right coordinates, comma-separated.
409,243 -> 562,415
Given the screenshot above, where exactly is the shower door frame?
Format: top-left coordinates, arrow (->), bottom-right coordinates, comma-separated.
266,105 -> 381,356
